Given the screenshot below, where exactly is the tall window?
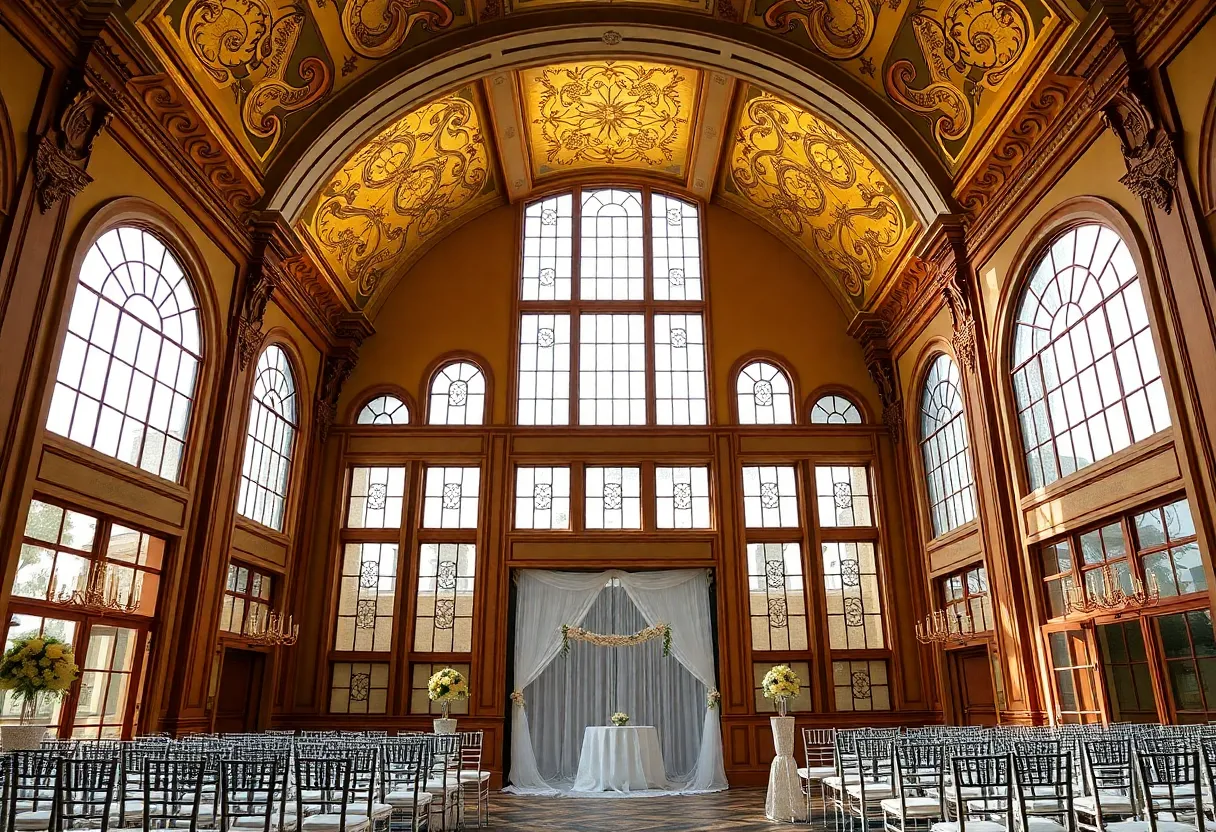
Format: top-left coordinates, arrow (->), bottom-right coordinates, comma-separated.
737,361 -> 794,424
919,354 -> 977,537
1012,223 -> 1170,490
429,361 -> 486,425
514,188 -> 708,426
237,345 -> 298,531
47,226 -> 202,482
357,395 -> 409,425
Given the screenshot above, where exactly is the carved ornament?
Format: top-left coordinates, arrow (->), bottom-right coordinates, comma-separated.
34,86 -> 111,213
1101,84 -> 1179,214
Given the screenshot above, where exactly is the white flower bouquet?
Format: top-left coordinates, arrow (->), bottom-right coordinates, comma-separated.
761,664 -> 800,716
427,667 -> 469,719
610,712 -> 630,726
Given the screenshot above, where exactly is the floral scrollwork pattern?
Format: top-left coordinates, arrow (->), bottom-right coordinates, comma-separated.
726,91 -> 910,303
762,0 -> 879,60
310,91 -> 492,306
341,0 -> 455,60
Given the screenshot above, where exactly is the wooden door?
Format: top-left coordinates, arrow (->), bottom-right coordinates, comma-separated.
949,646 -> 998,726
214,648 -> 265,734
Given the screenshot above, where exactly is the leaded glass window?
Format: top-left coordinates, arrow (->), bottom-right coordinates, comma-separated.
522,193 -> 572,301
737,361 -> 794,425
422,467 -> 480,529
655,466 -> 711,529
747,543 -> 808,651
832,659 -> 891,711
220,563 -> 272,637
329,662 -> 388,714
653,314 -> 707,425
580,189 -> 644,301
515,467 -> 571,530
335,542 -> 397,652
1012,223 -> 1170,489
814,466 -> 873,528
810,395 -> 863,424
346,466 -> 406,529
48,227 -> 202,482
585,466 -> 641,529
823,542 -> 884,649
414,543 -> 476,652
579,314 -> 646,425
1134,498 -> 1204,598
357,395 -> 409,425
753,661 -> 812,713
237,345 -> 297,531
518,314 -> 571,426
651,194 -> 702,301
741,465 -> 799,528
919,354 -> 977,536
428,362 -> 486,426
410,662 -> 471,715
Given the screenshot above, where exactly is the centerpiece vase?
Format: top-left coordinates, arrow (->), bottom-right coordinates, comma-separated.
2,695 -> 49,752
433,701 -> 457,734
764,708 -> 805,823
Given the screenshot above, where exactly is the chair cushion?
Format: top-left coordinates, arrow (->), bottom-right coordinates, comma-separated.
14,811 -> 52,831
231,814 -> 298,832
383,791 -> 433,810
933,821 -> 1007,832
1026,818 -> 1068,832
823,775 -> 862,790
344,803 -> 393,822
799,766 -> 836,781
423,780 -> 460,795
1109,822 -> 1202,832
881,797 -> 942,818
1075,794 -> 1134,815
847,781 -> 894,799
299,815 -> 370,832
458,771 -> 491,783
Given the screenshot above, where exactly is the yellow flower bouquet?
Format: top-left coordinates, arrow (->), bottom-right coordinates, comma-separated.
427,667 -> 469,719
0,635 -> 80,721
761,664 -> 801,717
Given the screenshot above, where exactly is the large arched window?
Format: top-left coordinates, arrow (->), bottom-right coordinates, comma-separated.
1012,223 -> 1170,489
238,345 -> 298,531
737,361 -> 794,424
810,394 -> 863,424
919,353 -> 977,537
357,395 -> 409,425
46,226 -> 202,481
429,361 -> 486,425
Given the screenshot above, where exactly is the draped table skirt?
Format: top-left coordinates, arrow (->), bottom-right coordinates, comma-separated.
572,726 -> 671,793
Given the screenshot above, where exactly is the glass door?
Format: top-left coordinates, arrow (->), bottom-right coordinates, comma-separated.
71,623 -> 146,738
1,613 -> 82,733
1045,628 -> 1104,723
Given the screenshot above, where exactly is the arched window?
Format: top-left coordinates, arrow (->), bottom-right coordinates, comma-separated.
46,226 -> 202,482
429,361 -> 486,425
238,345 -> 298,531
737,361 -> 794,424
919,353 -> 977,537
1012,223 -> 1170,489
357,395 -> 409,425
810,394 -> 863,425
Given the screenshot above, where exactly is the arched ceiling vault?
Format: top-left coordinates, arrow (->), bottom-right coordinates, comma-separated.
134,0 -> 1078,319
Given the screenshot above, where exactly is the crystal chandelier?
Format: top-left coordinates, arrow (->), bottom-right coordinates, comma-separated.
55,562 -> 142,614
1064,565 -> 1159,614
915,607 -> 974,645
243,609 -> 298,647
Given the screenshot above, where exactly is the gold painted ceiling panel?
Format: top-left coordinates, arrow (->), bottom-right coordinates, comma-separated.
142,0 -> 472,168
519,61 -> 701,181
303,86 -> 499,310
719,86 -> 914,309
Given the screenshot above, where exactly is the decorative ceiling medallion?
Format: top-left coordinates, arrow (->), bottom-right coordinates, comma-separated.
304,87 -> 499,309
719,87 -> 913,308
519,61 -> 701,181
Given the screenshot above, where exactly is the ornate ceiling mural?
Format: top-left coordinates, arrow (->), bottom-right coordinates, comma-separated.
746,0 -> 1067,169
142,0 -> 471,169
301,86 -> 499,311
519,61 -> 701,182
718,86 -> 915,308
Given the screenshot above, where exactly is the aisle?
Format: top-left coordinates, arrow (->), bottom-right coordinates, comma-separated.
487,788 -> 820,830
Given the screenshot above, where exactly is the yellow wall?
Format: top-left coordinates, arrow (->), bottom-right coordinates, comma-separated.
339,201 -> 880,423
1167,12 -> 1216,201
0,25 -> 42,184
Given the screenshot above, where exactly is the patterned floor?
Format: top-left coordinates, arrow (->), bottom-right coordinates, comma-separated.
483,788 -> 824,830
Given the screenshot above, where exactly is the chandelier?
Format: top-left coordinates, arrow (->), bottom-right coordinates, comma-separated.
915,607 -> 974,645
55,562 -> 142,614
244,609 -> 298,647
1064,565 -> 1159,614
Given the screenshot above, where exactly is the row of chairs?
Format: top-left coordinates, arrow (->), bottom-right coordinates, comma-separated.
0,730 -> 491,832
798,724 -> 1216,832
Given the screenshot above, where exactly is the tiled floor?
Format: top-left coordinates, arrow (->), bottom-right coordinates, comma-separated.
483,788 -> 824,830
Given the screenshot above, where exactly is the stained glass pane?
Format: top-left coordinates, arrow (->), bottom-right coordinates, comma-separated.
515,467 -> 571,530
346,466 -> 406,529
653,314 -> 707,425
823,542 -> 884,649
651,194 -> 702,301
580,189 -> 644,301
422,467 -> 481,529
753,661 -> 812,713
334,543 -> 397,652
815,466 -> 873,528
585,466 -> 641,529
357,395 -> 409,425
410,663 -> 470,715
579,314 -> 646,425
329,662 -> 389,715
429,362 -> 486,426
832,659 -> 891,712
518,314 -> 571,426
737,361 -> 793,425
741,465 -> 799,528
810,395 -> 862,425
521,194 -> 573,302
415,543 -> 476,652
747,543 -> 807,651
655,466 -> 711,529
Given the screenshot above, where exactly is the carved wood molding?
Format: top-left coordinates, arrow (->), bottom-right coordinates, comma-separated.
849,314 -> 902,443
876,256 -> 939,348
33,83 -> 111,213
315,318 -> 372,443
1101,82 -> 1180,214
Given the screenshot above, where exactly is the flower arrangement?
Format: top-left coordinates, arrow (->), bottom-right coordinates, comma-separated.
427,667 -> 469,719
610,712 -> 630,726
761,664 -> 801,717
561,622 -> 672,656
706,687 -> 721,709
0,635 -> 79,721
510,690 -> 526,707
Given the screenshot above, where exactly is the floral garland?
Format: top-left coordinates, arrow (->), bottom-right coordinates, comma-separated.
706,688 -> 721,709
561,622 -> 672,656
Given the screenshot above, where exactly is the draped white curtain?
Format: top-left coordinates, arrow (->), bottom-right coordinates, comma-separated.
505,569 -> 728,796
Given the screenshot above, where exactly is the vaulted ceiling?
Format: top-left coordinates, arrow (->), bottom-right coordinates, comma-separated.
131,0 -> 1079,318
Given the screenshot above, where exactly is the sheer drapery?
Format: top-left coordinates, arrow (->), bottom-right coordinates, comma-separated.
505,569 -> 727,796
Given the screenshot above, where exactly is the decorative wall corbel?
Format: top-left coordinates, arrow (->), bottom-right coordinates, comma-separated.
33,82 -> 111,213
236,261 -> 282,371
1101,81 -> 1179,213
314,319 -> 369,443
850,315 -> 903,442
939,267 -> 978,375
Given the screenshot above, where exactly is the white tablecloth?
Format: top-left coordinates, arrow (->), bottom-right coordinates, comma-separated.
572,725 -> 671,792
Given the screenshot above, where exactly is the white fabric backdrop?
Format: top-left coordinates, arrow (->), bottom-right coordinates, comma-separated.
504,569 -> 728,796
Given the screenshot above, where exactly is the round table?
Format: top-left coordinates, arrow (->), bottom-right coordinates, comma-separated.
571,725 -> 672,793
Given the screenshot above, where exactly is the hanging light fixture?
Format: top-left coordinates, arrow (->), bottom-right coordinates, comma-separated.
243,608 -> 299,647
55,562 -> 142,615
1064,565 -> 1160,615
915,607 -> 974,645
